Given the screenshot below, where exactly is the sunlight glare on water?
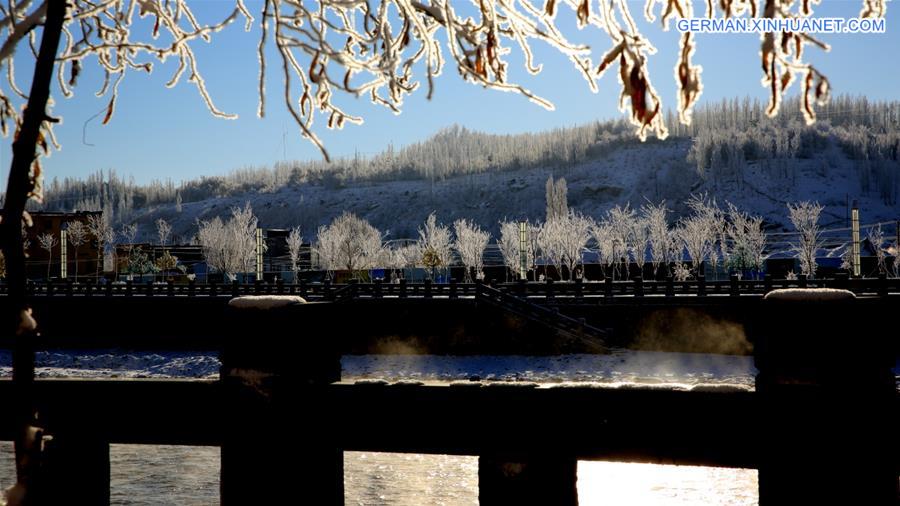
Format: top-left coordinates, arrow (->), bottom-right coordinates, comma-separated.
578,461 -> 758,506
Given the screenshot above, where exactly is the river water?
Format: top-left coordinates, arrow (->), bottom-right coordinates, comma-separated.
0,352 -> 763,505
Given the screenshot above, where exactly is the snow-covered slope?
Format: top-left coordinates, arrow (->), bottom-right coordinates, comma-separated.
129,137 -> 898,242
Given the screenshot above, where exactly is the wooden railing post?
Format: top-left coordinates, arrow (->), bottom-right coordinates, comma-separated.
729,274 -> 739,297
877,272 -> 887,297
633,276 -> 643,297
167,279 -> 174,297
424,278 -> 433,298
545,278 -> 554,300
604,276 -> 613,299
188,278 -> 196,297
574,278 -> 584,299
145,280 -> 154,297
125,280 -> 132,297
222,300 -> 342,505
665,275 -> 674,297
751,290 -> 897,505
763,273 -> 772,294
697,274 -> 706,297
399,278 -> 407,299
232,280 -> 240,298
797,273 -> 807,288
210,280 -> 218,297
449,279 -> 457,299
374,278 -> 383,298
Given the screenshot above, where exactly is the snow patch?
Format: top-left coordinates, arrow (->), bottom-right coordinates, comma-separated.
764,288 -> 855,301
228,295 -> 307,309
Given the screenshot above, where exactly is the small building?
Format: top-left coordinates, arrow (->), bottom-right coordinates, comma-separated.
22,211 -> 102,281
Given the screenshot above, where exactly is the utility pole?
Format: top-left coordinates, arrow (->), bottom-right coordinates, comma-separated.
60,222 -> 68,279
851,201 -> 860,278
256,228 -> 264,282
518,221 -> 528,281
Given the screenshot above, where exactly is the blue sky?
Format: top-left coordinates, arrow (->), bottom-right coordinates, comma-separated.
4,0 -> 898,185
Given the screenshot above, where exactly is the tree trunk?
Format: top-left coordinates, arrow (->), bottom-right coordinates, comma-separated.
0,1 -> 67,501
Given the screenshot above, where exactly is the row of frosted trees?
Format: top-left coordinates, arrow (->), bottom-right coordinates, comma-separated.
188,182 -> 883,283
24,192 -> 869,284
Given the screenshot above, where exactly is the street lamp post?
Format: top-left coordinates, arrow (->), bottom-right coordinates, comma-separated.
851,201 -> 860,278
518,221 -> 528,281
60,221 -> 68,279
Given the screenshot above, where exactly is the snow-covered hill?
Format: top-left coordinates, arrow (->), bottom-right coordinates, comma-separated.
126,136 -> 898,243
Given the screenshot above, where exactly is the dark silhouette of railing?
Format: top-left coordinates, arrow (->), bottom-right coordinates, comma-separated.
0,289 -> 897,504
6,272 -> 900,299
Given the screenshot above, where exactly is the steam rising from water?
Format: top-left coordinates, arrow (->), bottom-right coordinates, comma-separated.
633,308 -> 753,355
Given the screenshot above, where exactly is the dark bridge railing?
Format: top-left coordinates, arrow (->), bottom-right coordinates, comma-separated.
0,291 -> 897,504
6,272 -> 900,300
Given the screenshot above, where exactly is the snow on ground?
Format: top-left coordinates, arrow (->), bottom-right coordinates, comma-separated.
0,350 -> 220,379
341,351 -> 758,390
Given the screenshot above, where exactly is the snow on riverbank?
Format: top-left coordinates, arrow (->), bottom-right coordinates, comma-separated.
341,351 -> 758,390
1,350 -> 896,392
0,350 -> 220,379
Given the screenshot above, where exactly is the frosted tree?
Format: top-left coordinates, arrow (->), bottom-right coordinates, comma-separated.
37,233 -> 57,279
556,213 -> 591,281
678,217 -> 713,275
417,213 -> 452,281
606,205 -> 636,279
156,219 -> 172,247
65,220 -> 87,280
537,213 -> 590,280
453,219 -> 490,282
787,201 -> 824,278
642,201 -> 672,277
385,243 -> 420,281
86,212 -> 114,281
230,203 -> 260,276
677,196 -> 720,276
315,212 -> 383,278
723,203 -> 766,276
544,176 -> 569,222
589,220 -> 615,278
499,220 -> 534,281
196,203 -> 261,280
686,195 -> 725,279
196,216 -> 230,277
866,224 -> 887,276
119,223 -> 138,279
286,226 -> 303,282
175,192 -> 184,214
630,217 -> 650,278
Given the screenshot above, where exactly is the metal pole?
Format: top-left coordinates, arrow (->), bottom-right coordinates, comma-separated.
60,227 -> 67,279
518,221 -> 527,280
256,228 -> 264,282
851,201 -> 860,278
